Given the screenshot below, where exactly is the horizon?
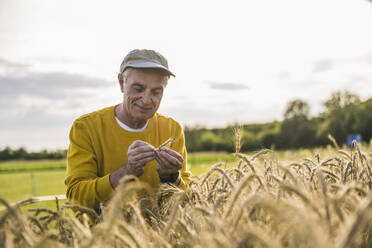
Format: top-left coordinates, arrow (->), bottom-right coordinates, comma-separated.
0,94 -> 369,152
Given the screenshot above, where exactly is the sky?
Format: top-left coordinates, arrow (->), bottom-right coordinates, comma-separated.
0,0 -> 372,150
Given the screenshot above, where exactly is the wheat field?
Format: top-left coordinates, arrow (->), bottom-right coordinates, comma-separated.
0,142 -> 371,247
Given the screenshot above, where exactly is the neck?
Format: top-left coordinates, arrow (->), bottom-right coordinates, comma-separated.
115,104 -> 147,129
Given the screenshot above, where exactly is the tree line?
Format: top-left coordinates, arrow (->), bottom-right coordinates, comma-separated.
0,147 -> 67,161
0,90 -> 370,161
184,90 -> 372,152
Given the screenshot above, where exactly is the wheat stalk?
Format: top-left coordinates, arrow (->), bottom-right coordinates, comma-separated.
1,144 -> 372,247
158,137 -> 176,150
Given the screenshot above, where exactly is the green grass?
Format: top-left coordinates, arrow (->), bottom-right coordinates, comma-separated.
0,153 -> 226,204
0,153 -> 234,217
188,152 -> 236,175
0,152 -> 234,174
0,170 -> 68,215
0,170 -> 67,202
0,159 -> 66,172
0,148 -> 353,205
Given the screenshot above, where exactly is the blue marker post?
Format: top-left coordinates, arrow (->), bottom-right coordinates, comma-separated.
347,134 -> 362,148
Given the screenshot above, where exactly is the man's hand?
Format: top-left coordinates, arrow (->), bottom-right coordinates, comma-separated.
126,140 -> 156,176
109,140 -> 155,189
155,147 -> 184,179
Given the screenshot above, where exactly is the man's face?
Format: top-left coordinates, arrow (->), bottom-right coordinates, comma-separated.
118,68 -> 168,126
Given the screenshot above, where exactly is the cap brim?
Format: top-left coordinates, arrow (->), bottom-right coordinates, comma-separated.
126,61 -> 175,77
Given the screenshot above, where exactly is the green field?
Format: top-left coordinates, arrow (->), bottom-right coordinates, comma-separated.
0,170 -> 66,201
0,147 -> 362,204
0,159 -> 66,172
0,153 -> 235,204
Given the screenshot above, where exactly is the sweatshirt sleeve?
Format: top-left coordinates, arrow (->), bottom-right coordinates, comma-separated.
64,119 -> 115,211
173,123 -> 191,190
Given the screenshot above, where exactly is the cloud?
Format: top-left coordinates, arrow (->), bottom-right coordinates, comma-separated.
0,72 -> 113,99
0,58 -> 117,131
311,59 -> 334,74
206,81 -> 249,90
0,58 -> 31,75
0,58 -> 29,69
32,57 -> 77,64
0,57 -> 114,99
311,54 -> 372,75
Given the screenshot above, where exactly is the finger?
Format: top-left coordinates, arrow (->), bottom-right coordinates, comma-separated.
161,148 -> 184,164
131,151 -> 156,163
129,147 -> 155,158
159,150 -> 183,166
155,152 -> 175,171
155,150 -> 169,167
129,140 -> 145,149
129,144 -> 155,156
135,156 -> 156,166
158,151 -> 183,169
128,156 -> 155,166
158,163 -> 179,174
130,140 -> 153,150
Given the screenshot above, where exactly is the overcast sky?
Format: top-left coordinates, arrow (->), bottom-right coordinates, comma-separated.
1,0 -> 372,150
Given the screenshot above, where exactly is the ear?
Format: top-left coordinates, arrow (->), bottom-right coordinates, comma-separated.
118,73 -> 124,93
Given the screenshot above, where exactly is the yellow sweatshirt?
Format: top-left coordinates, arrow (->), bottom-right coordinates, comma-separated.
65,105 -> 191,211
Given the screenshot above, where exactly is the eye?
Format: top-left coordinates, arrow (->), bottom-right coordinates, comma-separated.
133,87 -> 144,92
152,90 -> 162,96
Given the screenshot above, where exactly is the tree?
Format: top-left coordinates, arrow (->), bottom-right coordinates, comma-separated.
320,91 -> 361,145
0,147 -> 13,161
13,147 -> 28,160
324,90 -> 360,112
348,99 -> 372,143
199,131 -> 219,151
279,99 -> 316,149
284,99 -> 310,119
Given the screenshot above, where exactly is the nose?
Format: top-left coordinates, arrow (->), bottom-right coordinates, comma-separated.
141,91 -> 153,105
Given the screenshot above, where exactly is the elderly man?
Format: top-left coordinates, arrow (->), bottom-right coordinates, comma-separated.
65,49 -> 191,212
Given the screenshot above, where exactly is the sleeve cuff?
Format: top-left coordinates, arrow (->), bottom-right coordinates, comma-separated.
96,174 -> 115,202
177,177 -> 188,190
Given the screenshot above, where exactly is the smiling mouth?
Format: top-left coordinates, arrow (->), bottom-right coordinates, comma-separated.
135,104 -> 152,111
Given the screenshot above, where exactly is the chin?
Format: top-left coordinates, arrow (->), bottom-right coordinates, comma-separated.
135,112 -> 155,121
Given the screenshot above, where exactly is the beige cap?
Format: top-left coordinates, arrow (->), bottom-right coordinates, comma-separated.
119,49 -> 175,77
